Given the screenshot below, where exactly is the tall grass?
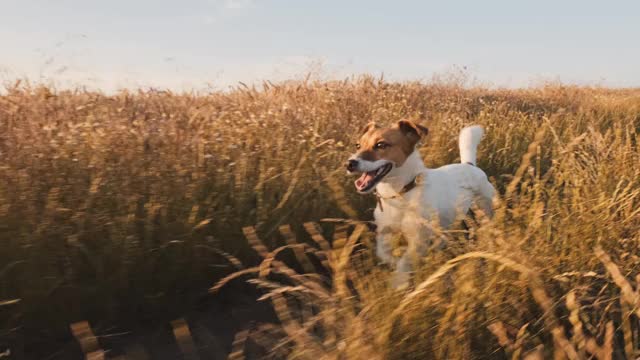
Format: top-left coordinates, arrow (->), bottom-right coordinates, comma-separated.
1,77 -> 640,358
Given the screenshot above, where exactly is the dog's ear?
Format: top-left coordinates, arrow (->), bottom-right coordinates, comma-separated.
360,122 -> 377,135
397,120 -> 428,140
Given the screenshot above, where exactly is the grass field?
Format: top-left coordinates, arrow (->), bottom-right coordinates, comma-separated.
1,77 -> 640,359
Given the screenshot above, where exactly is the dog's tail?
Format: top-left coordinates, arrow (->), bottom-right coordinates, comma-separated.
459,125 -> 484,166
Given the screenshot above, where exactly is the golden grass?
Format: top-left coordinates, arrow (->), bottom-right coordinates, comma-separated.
2,78 -> 640,359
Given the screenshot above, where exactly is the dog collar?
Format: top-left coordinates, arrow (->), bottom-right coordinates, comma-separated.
374,173 -> 423,211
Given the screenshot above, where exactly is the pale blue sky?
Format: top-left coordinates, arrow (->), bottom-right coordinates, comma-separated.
1,0 -> 639,91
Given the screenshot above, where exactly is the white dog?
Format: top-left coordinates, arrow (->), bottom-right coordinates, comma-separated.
346,120 -> 495,288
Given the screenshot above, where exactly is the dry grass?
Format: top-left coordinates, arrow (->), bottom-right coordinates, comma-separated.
1,77 -> 640,359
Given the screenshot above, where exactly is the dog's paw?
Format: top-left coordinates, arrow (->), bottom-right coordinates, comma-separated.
377,262 -> 394,271
390,271 -> 411,290
376,253 -> 394,266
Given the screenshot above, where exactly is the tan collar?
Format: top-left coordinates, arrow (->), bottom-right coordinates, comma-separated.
374,173 -> 424,212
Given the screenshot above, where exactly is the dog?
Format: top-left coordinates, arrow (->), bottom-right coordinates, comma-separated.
346,120 -> 495,288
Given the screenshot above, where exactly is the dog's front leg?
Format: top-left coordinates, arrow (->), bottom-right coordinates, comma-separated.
375,227 -> 395,266
391,224 -> 430,290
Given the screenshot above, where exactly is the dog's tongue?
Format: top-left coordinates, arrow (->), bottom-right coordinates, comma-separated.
355,171 -> 376,191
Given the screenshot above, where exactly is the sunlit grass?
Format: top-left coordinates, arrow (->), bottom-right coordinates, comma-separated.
1,78 -> 640,358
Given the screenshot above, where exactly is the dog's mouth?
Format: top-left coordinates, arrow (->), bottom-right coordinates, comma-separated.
354,163 -> 393,193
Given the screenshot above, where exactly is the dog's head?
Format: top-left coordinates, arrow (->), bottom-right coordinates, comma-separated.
346,120 -> 428,193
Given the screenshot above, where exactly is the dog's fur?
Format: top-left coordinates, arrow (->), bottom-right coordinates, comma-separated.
347,120 -> 495,288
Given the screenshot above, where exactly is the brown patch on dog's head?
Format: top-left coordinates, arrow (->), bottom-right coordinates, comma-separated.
360,121 -> 378,135
354,120 -> 428,166
397,120 -> 429,148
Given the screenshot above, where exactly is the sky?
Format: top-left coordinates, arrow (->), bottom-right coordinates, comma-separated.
1,0 -> 639,92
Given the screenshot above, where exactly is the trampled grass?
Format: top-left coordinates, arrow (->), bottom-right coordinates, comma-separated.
1,77 -> 640,359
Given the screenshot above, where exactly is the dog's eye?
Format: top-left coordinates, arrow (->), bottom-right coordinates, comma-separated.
374,142 -> 389,150
355,143 -> 361,150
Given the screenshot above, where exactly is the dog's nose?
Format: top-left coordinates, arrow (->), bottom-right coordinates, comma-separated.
346,159 -> 359,172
